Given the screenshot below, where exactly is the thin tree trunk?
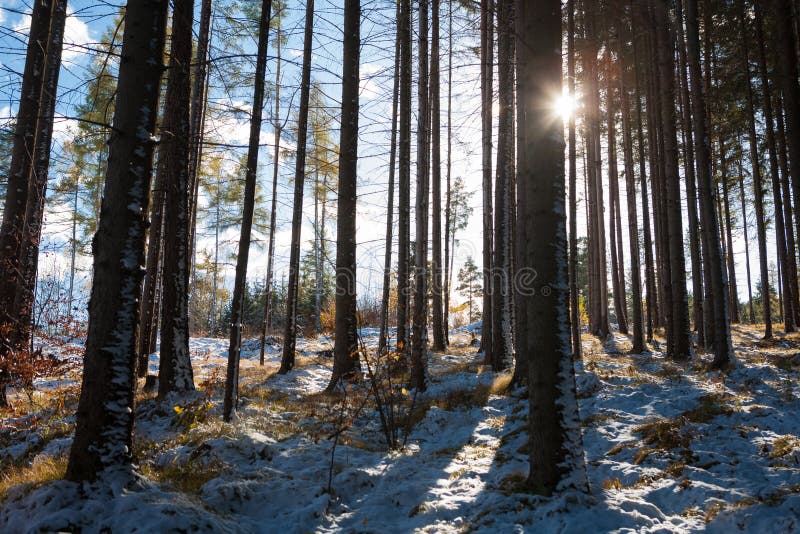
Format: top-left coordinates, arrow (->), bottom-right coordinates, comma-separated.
739,173 -> 756,323
329,0 -> 361,391
259,12 -> 283,364
738,0 -> 773,338
158,0 -> 195,398
16,0 -> 67,353
397,0 -> 412,355
492,0 -> 513,371
775,93 -> 800,325
479,0 -> 494,360
223,0 -> 273,421
279,0 -> 313,375
138,177 -> 165,377
686,0 -> 732,366
431,0 -> 446,351
0,0 -> 55,392
676,0 -> 704,340
443,0 -> 453,347
755,0 -> 796,332
411,0 -> 431,392
618,13 -> 645,353
719,140 -> 740,323
378,4 -> 401,356
66,0 -> 169,481
568,0 -> 582,358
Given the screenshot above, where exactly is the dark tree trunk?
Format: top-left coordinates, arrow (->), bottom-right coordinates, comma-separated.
66,0 -> 169,481
739,173 -> 756,323
223,0 -> 273,421
719,140 -> 740,323
378,3 -> 401,357
618,14 -> 645,354
411,0 -> 431,392
328,0 -> 361,390
516,0 -> 587,496
568,0 -> 582,358
158,0 -> 195,398
0,0 -> 55,393
16,0 -> 67,353
186,0 -> 213,273
443,0 -> 454,347
479,0 -> 494,360
755,0 -> 796,332
431,0 -> 446,352
279,0 -> 313,375
606,57 -> 628,335
676,0 -> 704,340
652,0 -> 691,359
138,177 -> 165,378
397,0 -> 412,354
686,0 -> 732,366
775,93 -> 800,326
259,12 -> 283,364
632,11 -> 657,343
739,0 -> 773,338
492,0 -> 513,371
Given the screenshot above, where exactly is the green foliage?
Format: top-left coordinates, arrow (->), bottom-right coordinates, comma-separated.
456,256 -> 482,323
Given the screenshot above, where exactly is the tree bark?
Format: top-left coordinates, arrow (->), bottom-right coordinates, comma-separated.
516,0 -> 587,495
223,0 -> 273,421
279,0 -> 313,375
396,0 -> 412,355
411,0 -> 431,392
568,0 -> 582,358
685,0 -> 732,366
431,0 -> 446,352
66,0 -> 169,481
328,0 -> 361,390
158,0 -> 196,398
479,0 -> 494,360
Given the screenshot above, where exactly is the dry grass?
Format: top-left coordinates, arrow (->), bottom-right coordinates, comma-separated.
0,455 -> 67,502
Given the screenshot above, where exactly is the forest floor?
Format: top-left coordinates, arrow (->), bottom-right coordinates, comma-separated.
0,324 -> 799,532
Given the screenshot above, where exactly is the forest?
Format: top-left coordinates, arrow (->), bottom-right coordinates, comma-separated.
0,0 -> 799,531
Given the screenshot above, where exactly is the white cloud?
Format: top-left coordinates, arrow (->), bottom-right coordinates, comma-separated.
12,4 -> 93,62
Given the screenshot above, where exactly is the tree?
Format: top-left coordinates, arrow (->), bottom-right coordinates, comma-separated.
411,0 -> 431,392
0,0 -> 55,406
457,257 -> 482,323
686,0 -> 732,366
66,0 -> 170,481
431,0 -> 446,351
223,0 -> 273,422
516,0 -> 586,495
329,0 -> 361,391
396,0 -> 412,355
479,0 -> 494,360
280,0 -> 314,375
158,0 -> 196,398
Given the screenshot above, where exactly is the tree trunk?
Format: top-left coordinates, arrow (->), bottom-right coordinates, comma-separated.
676,0 -> 704,340
431,0 -> 446,352
396,0 -> 412,355
66,0 -> 169,481
378,3 -> 401,357
775,92 -> 800,326
479,0 -> 494,360
719,140 -> 740,323
443,0 -> 454,347
15,0 -> 67,353
516,0 -> 587,495
618,14 -> 645,354
685,0 -> 732,367
739,173 -> 756,323
259,12 -> 283,364
755,0 -> 796,332
652,0 -> 691,359
223,0 -> 273,421
138,176 -> 165,377
158,0 -> 195,398
279,0 -> 313,375
491,0 -> 513,371
329,0 -> 361,391
568,0 -> 582,358
411,0 -> 431,392
739,0 -> 773,338
0,0 -> 55,392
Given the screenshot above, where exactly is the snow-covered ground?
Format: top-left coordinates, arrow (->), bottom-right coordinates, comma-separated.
1,325 -> 799,532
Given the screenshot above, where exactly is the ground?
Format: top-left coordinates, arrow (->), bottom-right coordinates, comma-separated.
0,324 -> 799,532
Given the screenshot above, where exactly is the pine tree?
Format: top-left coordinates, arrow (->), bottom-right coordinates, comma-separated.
66,0 -> 170,481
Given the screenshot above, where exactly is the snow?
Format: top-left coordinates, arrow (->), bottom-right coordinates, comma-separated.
1,326 -> 799,532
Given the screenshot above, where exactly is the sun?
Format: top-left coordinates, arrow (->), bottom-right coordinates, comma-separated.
554,92 -> 577,121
